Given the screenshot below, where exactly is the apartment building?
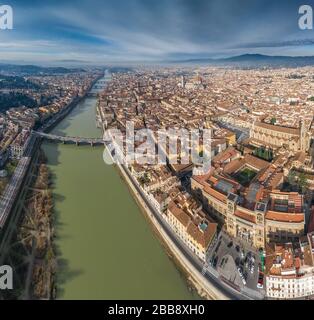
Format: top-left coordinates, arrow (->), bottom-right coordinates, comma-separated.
166,193 -> 217,261
265,237 -> 314,299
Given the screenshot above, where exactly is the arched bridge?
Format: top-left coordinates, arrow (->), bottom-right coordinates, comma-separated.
32,131 -> 108,146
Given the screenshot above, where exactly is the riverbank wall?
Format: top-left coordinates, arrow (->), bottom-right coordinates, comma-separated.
41,74 -> 104,133
100,133 -> 230,300
115,161 -> 229,300
31,71 -> 229,300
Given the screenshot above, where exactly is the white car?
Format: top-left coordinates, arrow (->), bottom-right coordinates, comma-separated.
257,273 -> 264,289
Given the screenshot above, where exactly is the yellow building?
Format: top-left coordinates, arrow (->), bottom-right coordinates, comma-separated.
166,197 -> 217,261
225,130 -> 236,146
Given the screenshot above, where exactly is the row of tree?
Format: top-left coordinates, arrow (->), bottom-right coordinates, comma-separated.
253,146 -> 274,161
0,75 -> 41,90
0,92 -> 38,112
287,170 -> 309,193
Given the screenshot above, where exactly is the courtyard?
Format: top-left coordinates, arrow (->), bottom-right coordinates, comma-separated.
233,167 -> 257,187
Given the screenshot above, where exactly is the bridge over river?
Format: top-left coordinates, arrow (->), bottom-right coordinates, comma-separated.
32,131 -> 108,146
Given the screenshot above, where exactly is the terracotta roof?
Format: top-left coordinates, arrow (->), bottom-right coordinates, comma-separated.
213,147 -> 238,163
224,158 -> 245,174
204,185 -> 227,203
255,122 -> 300,136
234,209 -> 256,224
244,154 -> 270,171
265,211 -> 304,223
168,202 -> 190,227
186,221 -> 217,249
223,154 -> 269,175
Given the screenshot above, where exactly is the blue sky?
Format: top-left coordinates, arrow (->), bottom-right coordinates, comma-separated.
1,0 -> 314,64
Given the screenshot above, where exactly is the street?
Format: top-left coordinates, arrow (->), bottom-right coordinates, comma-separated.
121,162 -> 257,300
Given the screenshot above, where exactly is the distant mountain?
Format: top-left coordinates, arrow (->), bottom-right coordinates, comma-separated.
55,59 -> 89,63
223,53 -> 314,63
107,66 -> 133,73
223,53 -> 276,61
173,54 -> 314,67
0,63 -> 86,75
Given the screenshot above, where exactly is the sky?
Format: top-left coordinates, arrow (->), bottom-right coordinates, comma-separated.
1,0 -> 314,64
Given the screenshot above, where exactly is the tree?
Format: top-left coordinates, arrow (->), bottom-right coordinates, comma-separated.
287,170 -> 297,188
270,149 -> 274,160
265,149 -> 270,161
270,118 -> 277,125
298,172 -> 309,193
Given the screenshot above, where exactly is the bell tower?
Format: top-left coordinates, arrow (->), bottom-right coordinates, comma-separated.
299,120 -> 308,151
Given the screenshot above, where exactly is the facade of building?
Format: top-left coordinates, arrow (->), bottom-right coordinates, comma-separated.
9,129 -> 30,160
165,193 -> 217,261
191,174 -> 305,250
265,238 -> 314,299
250,121 -> 310,152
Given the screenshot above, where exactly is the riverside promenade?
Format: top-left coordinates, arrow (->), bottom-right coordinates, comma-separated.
104,139 -> 251,300
116,160 -> 234,300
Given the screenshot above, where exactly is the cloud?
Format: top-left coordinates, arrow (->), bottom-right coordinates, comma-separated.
2,0 -> 313,63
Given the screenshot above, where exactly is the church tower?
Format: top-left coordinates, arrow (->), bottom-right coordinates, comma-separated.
299,120 -> 308,152
181,75 -> 186,89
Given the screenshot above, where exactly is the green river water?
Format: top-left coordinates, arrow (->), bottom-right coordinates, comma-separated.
42,77 -> 197,300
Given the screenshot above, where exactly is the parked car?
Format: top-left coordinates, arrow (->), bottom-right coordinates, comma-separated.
257,273 -> 264,289
214,241 -> 221,254
237,266 -> 244,276
213,256 -> 218,269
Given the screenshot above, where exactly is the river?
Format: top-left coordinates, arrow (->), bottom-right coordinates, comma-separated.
42,75 -> 198,300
